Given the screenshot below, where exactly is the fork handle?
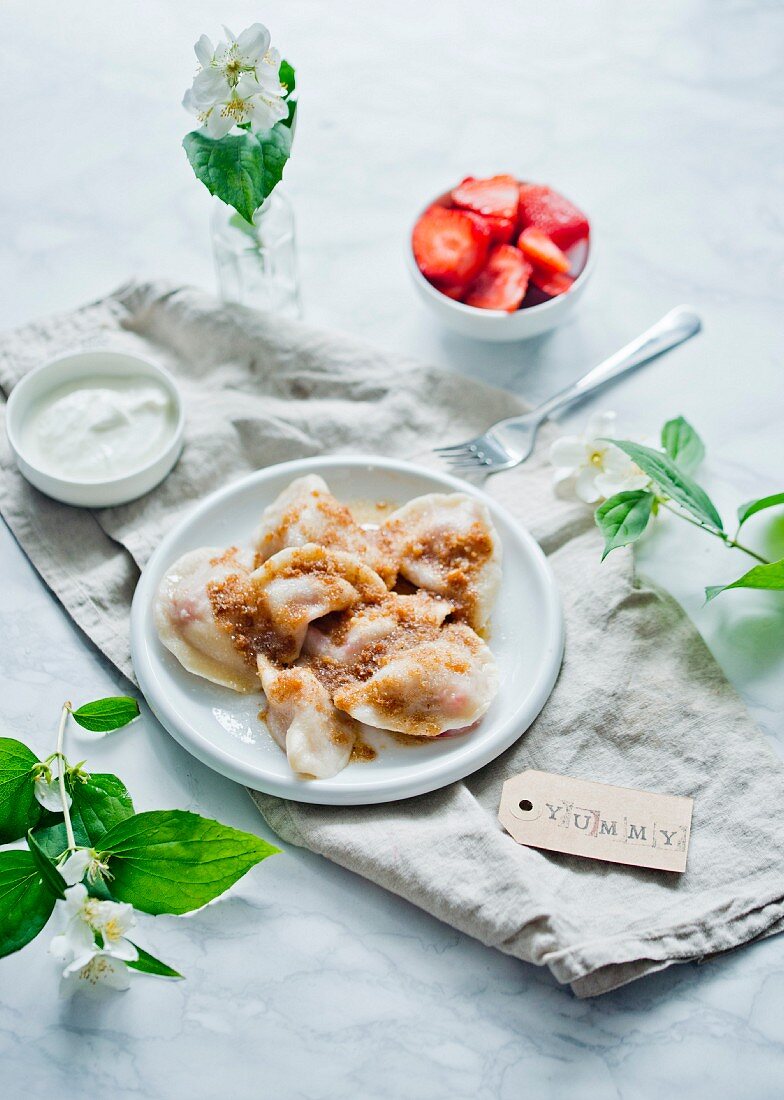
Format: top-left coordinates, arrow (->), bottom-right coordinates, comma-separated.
530,306 -> 702,423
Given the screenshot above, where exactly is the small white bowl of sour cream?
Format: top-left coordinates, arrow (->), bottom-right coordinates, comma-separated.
6,349 -> 185,508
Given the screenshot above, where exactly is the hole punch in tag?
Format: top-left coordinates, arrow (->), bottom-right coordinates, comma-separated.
498,770 -> 693,873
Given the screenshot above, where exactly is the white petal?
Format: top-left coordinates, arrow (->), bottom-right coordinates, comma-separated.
63,948 -> 99,977
59,849 -> 91,886
255,66 -> 286,97
49,934 -> 72,962
548,436 -> 585,470
206,108 -> 234,139
191,67 -> 230,107
249,95 -> 288,131
182,87 -> 202,117
585,410 -> 616,441
236,23 -> 271,61
600,443 -> 634,474
222,24 -> 237,44
62,882 -> 88,912
62,915 -> 97,958
596,471 -> 650,497
107,937 -> 138,963
574,466 -> 602,503
194,34 -> 214,67
34,775 -> 70,812
235,73 -> 261,97
99,956 -> 131,990
93,898 -> 136,937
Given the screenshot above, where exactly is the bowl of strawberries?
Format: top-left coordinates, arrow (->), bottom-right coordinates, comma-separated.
408,174 -> 593,341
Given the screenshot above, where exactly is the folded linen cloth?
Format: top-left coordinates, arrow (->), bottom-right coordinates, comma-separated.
2,281 -> 784,997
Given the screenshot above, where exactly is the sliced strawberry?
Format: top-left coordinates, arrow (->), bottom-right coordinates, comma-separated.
412,206 -> 489,286
529,267 -> 574,297
451,175 -> 520,221
517,227 -> 570,274
464,245 -> 532,312
436,282 -> 467,301
465,210 -> 516,244
518,184 -> 589,250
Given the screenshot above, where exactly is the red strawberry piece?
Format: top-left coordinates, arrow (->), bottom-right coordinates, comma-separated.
465,210 -> 516,244
451,175 -> 520,221
516,227 -> 570,274
412,206 -> 489,286
529,267 -> 574,297
436,282 -> 467,301
464,245 -> 532,312
518,184 -> 589,250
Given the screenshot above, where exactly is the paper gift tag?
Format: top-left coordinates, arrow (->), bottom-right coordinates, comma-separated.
499,770 -> 693,873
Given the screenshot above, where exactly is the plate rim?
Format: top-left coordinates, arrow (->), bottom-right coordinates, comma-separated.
130,454 -> 564,805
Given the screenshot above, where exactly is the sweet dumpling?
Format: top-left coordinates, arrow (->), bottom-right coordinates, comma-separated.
333,623 -> 498,736
378,493 -> 502,632
252,474 -> 396,586
210,544 -> 388,665
302,590 -> 453,680
154,547 -> 259,693
257,655 -> 357,779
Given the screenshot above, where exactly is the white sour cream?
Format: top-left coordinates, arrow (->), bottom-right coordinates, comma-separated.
21,374 -> 177,482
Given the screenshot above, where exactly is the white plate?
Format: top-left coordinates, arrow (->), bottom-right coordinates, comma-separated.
130,456 -> 564,805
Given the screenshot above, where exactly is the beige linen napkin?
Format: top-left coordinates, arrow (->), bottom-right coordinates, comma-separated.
2,281 -> 784,997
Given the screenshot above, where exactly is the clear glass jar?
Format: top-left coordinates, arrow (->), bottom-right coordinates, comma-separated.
210,190 -> 301,319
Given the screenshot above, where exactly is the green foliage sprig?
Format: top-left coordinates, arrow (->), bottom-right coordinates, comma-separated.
595,416 -> 784,601
0,699 -> 279,989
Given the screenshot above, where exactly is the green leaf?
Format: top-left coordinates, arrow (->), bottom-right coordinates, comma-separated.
69,773 -> 134,845
610,439 -> 724,531
100,810 -> 280,915
283,98 -> 297,129
71,696 -> 140,732
661,416 -> 705,475
595,490 -> 656,559
126,943 -> 183,979
279,59 -> 296,97
705,559 -> 784,602
183,124 -> 292,223
31,821 -> 86,862
0,851 -> 57,957
736,493 -> 784,530
0,738 -> 41,842
25,830 -> 65,900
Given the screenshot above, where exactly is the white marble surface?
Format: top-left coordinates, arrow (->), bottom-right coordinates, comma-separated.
2,0 -> 784,1095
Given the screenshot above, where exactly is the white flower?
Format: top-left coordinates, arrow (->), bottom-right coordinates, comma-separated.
183,22 -> 287,137
50,883 -> 137,991
33,762 -> 71,812
60,952 -> 131,992
58,847 -> 112,887
549,411 -> 650,504
184,72 -> 287,138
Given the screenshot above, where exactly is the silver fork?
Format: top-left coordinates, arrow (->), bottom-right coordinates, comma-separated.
435,306 -> 702,474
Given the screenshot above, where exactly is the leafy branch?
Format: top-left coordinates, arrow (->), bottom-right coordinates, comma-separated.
183,56 -> 296,224
595,416 -> 784,601
0,698 -> 279,990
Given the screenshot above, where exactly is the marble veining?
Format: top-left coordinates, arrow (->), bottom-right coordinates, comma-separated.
2,0 -> 784,1096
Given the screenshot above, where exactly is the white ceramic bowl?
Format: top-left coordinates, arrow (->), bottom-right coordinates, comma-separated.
6,349 -> 185,507
407,188 -> 595,342
130,455 -> 564,806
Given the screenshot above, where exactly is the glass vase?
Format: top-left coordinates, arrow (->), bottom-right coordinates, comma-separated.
210,190 -> 301,319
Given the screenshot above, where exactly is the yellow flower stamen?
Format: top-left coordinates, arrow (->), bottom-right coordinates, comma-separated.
80,956 -> 113,984
102,917 -> 123,944
221,95 -> 252,123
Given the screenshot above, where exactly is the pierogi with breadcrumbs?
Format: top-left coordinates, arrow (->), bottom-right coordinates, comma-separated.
154,476 -> 501,780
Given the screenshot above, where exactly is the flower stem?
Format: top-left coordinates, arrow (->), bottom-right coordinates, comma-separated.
57,702 -> 76,853
659,502 -> 771,565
